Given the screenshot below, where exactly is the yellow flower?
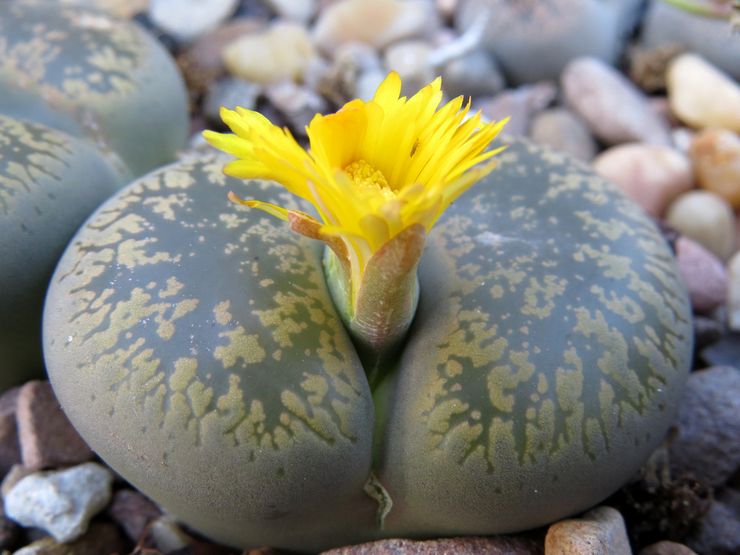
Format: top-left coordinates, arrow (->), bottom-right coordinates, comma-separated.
203,71 -> 507,294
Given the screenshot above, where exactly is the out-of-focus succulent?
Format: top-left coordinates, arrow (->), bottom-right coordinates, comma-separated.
44,74 -> 692,552
0,0 -> 189,177
0,115 -> 123,389
455,0 -> 644,84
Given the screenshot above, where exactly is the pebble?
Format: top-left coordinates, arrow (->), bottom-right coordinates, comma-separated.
628,43 -> 686,94
545,506 -> 631,555
321,535 -> 543,555
690,128 -> 740,208
667,54 -> 740,133
203,77 -> 261,124
265,80 -> 327,134
105,489 -> 162,543
440,48 -> 505,99
675,237 -> 728,314
669,366 -> 740,487
686,489 -> 740,555
529,108 -> 596,162
562,57 -> 671,146
265,0 -> 317,23
639,540 -> 698,555
149,0 -> 240,44
15,381 -> 93,471
309,42 -> 382,104
223,21 -> 317,84
477,82 -> 557,136
147,515 -> 193,553
356,69 -> 388,102
178,18 -> 267,94
701,333 -> 740,368
592,144 -> 692,217
0,387 -> 20,478
728,252 -> 740,332
384,40 -> 436,96
313,0 -> 438,54
12,522 -> 128,555
693,316 -> 724,353
664,191 -> 736,261
4,462 -> 113,543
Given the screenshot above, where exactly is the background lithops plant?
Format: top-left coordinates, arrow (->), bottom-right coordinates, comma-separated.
455,0 -> 644,84
0,0 -> 189,177
44,127 -> 692,551
0,115 -> 124,391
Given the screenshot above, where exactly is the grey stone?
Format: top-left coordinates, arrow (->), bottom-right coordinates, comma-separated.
529,108 -> 597,162
562,57 -> 670,145
321,535 -> 543,554
203,77 -> 261,124
639,540 -> 697,555
477,82 -> 557,136
265,80 -> 328,135
669,366 -> 740,487
441,48 -> 505,98
149,0 -> 240,44
4,462 -> 113,542
545,506 -> 631,555
686,489 -> 740,555
675,236 -> 728,314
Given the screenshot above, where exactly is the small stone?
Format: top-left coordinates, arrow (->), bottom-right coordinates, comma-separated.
701,333 -> 740,368
639,540 -> 698,555
149,0 -> 240,44
728,252 -> 740,331
147,515 -> 192,553
669,366 -> 740,487
545,506 -> 631,555
1,464 -> 33,498
440,48 -> 505,99
690,128 -> 740,208
16,381 -> 93,471
477,82 -> 557,136
4,462 -> 113,543
383,40 -> 435,95
12,522 -> 128,555
321,535 -> 543,555
265,0 -> 316,23
592,144 -> 692,217
665,191 -> 736,261
203,77 -> 261,124
628,43 -> 686,93
223,22 -> 317,84
310,42 -> 382,104
675,237 -> 728,314
178,18 -> 267,94
0,387 -> 20,478
105,489 -> 162,543
529,108 -> 597,162
562,57 -> 671,146
686,490 -> 740,555
667,54 -> 740,133
693,316 -> 724,353
355,70 -> 387,102
264,81 -> 327,135
313,0 -> 438,54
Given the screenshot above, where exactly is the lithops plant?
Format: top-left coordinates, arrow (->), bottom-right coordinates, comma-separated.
0,115 -> 123,390
455,0 -> 643,84
0,0 -> 189,177
642,0 -> 740,79
44,74 -> 693,551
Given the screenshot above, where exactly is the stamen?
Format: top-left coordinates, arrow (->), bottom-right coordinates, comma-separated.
344,160 -> 395,198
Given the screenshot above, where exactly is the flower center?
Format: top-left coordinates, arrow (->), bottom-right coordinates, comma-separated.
344,159 -> 395,200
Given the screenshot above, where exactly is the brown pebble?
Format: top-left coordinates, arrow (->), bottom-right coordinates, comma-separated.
545,506 -> 631,555
106,489 -> 162,543
690,127 -> 740,208
0,387 -> 21,478
16,381 -> 93,471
